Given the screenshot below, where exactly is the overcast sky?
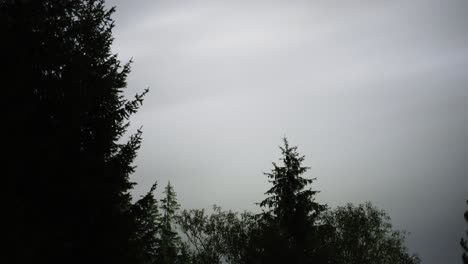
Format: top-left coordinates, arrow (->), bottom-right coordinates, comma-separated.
107,1 -> 467,263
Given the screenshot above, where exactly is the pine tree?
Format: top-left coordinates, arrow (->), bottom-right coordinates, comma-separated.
258,138 -> 327,263
159,182 -> 182,263
3,1 -> 147,263
461,200 -> 468,264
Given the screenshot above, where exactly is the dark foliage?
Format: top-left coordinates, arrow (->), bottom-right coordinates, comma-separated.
3,1 -> 147,263
175,139 -> 420,264
461,200 -> 468,264
130,181 -> 187,264
3,0 -> 423,263
323,202 -> 420,264
257,138 -> 329,264
177,206 -> 258,264
158,182 -> 184,264
130,182 -> 161,264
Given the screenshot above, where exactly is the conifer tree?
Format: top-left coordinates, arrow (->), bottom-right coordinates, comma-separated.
130,183 -> 162,264
258,138 -> 327,263
159,182 -> 182,263
3,1 -> 147,263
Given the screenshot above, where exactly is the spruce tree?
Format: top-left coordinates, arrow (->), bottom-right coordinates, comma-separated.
130,183 -> 162,264
3,1 -> 147,263
159,182 -> 182,263
258,138 -> 327,263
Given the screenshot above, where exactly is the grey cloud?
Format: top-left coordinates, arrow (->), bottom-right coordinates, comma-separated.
107,1 -> 468,263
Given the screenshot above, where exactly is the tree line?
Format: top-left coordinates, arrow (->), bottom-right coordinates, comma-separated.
134,138 -> 420,264
3,1 -> 465,263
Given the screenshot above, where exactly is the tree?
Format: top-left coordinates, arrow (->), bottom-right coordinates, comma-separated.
177,205 -> 258,264
322,202 -> 420,264
129,182 -> 162,264
3,1 -> 147,263
158,182 -> 183,263
461,200 -> 468,264
177,207 -> 224,264
257,138 -> 328,263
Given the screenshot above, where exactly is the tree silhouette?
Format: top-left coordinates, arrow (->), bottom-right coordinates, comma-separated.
177,207 -> 224,263
323,202 -> 420,264
258,138 -> 328,263
171,139 -> 423,264
3,1 -> 147,263
177,205 -> 258,264
158,182 -> 183,263
461,200 -> 468,264
130,182 -> 162,264
2,1 -> 427,261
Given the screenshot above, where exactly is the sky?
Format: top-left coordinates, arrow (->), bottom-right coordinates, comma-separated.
107,1 -> 467,263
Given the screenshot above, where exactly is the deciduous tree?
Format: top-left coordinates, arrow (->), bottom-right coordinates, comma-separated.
177,206 -> 258,264
323,202 -> 420,264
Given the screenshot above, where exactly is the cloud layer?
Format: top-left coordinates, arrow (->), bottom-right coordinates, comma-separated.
108,1 -> 468,263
